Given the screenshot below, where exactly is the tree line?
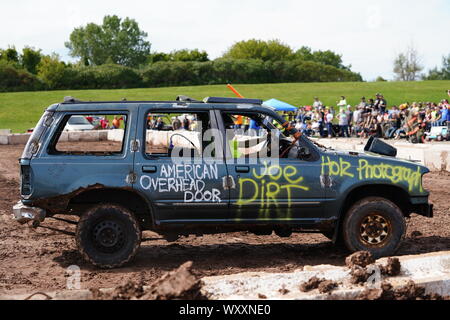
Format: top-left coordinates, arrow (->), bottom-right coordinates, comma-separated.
2,15 -> 365,92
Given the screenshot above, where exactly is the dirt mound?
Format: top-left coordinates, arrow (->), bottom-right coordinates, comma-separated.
358,280 -> 450,300
380,257 -> 401,276
111,280 -> 146,300
349,255 -> 402,285
141,261 -> 207,300
300,276 -> 338,294
349,266 -> 371,284
345,251 -> 375,268
90,261 -> 207,300
318,280 -> 338,294
300,276 -> 323,292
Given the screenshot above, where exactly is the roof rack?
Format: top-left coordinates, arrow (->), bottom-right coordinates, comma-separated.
176,95 -> 201,103
63,96 -> 83,103
203,97 -> 263,105
61,96 -> 263,105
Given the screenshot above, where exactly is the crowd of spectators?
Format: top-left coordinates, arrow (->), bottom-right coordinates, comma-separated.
290,91 -> 450,143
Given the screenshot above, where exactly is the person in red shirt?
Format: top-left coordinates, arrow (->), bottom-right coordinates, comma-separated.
100,118 -> 109,129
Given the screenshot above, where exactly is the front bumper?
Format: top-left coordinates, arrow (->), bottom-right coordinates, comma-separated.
13,201 -> 46,225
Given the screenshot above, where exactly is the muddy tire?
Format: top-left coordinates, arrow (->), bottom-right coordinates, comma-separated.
76,204 -> 141,269
342,197 -> 405,258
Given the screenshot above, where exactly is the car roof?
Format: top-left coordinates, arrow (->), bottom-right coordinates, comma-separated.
49,96 -> 278,115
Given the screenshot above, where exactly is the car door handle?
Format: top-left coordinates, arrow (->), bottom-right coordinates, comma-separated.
235,166 -> 250,173
142,166 -> 157,173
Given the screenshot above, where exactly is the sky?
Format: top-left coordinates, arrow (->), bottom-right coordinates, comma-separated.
1,0 -> 449,81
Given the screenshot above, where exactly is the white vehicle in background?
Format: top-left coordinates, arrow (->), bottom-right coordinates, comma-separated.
64,116 -> 95,131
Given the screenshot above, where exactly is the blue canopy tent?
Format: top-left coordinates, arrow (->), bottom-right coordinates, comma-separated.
263,99 -> 298,112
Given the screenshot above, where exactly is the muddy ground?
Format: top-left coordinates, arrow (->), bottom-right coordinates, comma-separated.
0,144 -> 449,295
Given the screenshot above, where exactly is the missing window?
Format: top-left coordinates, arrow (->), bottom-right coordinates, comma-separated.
52,114 -> 127,155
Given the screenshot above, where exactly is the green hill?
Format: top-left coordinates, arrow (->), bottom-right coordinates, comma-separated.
1,80 -> 449,133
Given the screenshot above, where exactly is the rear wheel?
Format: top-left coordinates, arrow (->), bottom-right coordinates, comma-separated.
76,204 -> 141,268
342,197 -> 405,258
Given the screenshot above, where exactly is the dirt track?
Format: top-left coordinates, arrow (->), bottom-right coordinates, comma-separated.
0,144 -> 449,295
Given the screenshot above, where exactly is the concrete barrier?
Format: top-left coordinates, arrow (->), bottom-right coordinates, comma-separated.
7,133 -> 31,145
107,129 -> 125,142
0,135 -> 8,145
0,130 -> 118,145
201,251 -> 450,300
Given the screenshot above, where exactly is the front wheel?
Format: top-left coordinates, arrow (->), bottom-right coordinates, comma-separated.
342,197 -> 405,258
76,204 -> 141,268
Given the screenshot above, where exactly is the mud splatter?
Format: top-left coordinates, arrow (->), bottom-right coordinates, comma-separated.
345,251 -> 375,268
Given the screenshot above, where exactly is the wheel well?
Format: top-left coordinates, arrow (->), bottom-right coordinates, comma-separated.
340,184 -> 411,220
68,188 -> 153,229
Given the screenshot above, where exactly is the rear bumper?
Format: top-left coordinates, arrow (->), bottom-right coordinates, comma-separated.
12,201 -> 46,225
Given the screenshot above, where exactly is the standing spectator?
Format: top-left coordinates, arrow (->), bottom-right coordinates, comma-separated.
99,117 -> 109,129
436,101 -> 449,126
183,115 -> 191,130
112,116 -> 124,129
366,98 -> 375,113
358,97 -> 367,109
352,105 -> 363,136
155,117 -> 164,131
337,108 -> 349,137
172,116 -> 182,130
313,97 -> 323,109
337,96 -> 347,112
325,108 -> 334,138
374,93 -> 387,114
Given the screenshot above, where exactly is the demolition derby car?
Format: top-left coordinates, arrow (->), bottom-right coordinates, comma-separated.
13,96 -> 433,268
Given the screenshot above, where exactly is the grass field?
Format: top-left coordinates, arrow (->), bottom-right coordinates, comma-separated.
1,80 -> 449,133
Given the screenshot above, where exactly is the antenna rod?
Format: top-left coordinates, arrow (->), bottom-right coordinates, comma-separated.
227,84 -> 244,98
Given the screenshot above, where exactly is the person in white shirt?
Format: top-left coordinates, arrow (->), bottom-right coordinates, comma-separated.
337,96 -> 347,111
313,97 -> 323,109
325,110 -> 334,137
352,106 -> 363,136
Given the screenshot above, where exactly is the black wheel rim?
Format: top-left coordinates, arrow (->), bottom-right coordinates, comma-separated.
359,213 -> 392,247
92,220 -> 126,253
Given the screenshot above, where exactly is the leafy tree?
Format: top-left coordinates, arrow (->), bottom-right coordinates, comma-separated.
148,49 -> 209,63
37,54 -> 67,89
170,49 -> 209,62
222,39 -> 293,61
20,47 -> 42,74
393,45 -> 423,81
148,52 -> 171,63
294,46 -> 348,70
376,76 -> 387,82
65,15 -> 151,68
0,60 -> 41,92
0,46 -> 19,63
311,50 -> 348,70
293,46 -> 314,61
423,54 -> 450,80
